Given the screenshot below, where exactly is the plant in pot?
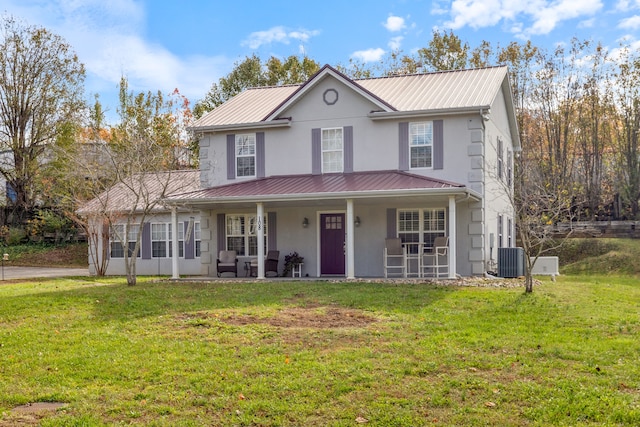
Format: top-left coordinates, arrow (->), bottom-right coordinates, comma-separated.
282,251 -> 304,277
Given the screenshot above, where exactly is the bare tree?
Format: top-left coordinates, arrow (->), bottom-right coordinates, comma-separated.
75,78 -> 196,284
0,16 -> 85,222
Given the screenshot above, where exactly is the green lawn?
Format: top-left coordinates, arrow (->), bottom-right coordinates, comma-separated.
0,275 -> 639,426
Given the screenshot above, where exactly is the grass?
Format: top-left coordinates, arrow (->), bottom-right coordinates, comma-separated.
3,242 -> 87,268
0,275 -> 639,426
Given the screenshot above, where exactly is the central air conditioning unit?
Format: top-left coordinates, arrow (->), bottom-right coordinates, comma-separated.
498,247 -> 525,278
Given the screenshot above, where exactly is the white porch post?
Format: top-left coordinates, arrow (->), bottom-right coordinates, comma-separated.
256,202 -> 265,279
448,195 -> 457,279
346,199 -> 355,279
171,207 -> 179,279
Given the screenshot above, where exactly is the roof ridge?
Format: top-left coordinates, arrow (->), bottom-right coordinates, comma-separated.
355,65 -> 507,82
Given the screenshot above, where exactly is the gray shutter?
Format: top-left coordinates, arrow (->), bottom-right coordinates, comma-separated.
141,222 -> 151,259
256,132 -> 265,178
312,128 -> 321,175
227,134 -> 235,180
217,214 -> 226,254
184,220 -> 194,260
344,126 -> 353,173
433,120 -> 443,170
399,122 -> 409,171
267,212 -> 277,250
387,208 -> 397,238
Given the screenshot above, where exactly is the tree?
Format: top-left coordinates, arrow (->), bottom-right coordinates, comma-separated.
612,44 -> 640,219
73,78 -> 195,284
194,54 -> 320,118
0,16 -> 85,223
417,29 -> 470,71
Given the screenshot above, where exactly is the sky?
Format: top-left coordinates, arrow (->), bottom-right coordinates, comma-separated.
1,0 -> 639,121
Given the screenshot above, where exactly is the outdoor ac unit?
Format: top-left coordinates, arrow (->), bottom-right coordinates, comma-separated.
498,247 -> 525,278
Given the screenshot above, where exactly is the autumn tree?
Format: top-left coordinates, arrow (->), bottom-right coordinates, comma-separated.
194,54 -> 320,118
73,78 -> 194,283
0,16 -> 85,223
417,29 -> 470,71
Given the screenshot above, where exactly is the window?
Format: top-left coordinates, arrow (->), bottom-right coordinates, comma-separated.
127,224 -> 140,257
194,221 -> 201,257
409,121 -> 433,169
235,134 -> 256,177
110,224 -> 125,258
497,137 -> 504,181
507,149 -> 513,187
110,224 -> 140,258
151,223 -> 168,258
507,218 -> 513,247
498,215 -> 504,248
397,208 -> 446,253
225,215 -> 267,256
322,128 -> 343,173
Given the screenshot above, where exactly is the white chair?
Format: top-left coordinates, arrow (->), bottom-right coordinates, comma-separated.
384,238 -> 406,278
422,237 -> 449,278
216,250 -> 238,277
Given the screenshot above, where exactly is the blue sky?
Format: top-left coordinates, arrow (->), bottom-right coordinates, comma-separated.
1,0 -> 638,121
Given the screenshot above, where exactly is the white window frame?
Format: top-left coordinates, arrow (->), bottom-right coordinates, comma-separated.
498,214 -> 504,248
321,127 -> 343,173
194,221 -> 201,258
235,133 -> 256,178
409,121 -> 433,169
397,208 -> 446,253
507,217 -> 513,248
151,223 -> 169,258
225,214 -> 267,256
497,137 -> 504,181
110,223 -> 141,258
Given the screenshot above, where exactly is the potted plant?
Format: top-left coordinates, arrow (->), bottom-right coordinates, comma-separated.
282,251 -> 304,277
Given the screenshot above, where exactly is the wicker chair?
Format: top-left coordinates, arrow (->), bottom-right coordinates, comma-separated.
216,250 -> 238,277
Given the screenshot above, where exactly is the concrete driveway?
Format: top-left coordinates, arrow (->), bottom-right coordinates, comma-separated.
0,266 -> 88,280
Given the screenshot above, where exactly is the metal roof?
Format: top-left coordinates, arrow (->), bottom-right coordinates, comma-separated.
192,66 -> 509,129
168,170 -> 466,204
78,170 -> 201,215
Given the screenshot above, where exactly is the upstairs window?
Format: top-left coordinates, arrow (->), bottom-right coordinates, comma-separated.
235,134 -> 256,177
322,128 -> 343,173
409,122 -> 433,169
497,137 -> 504,181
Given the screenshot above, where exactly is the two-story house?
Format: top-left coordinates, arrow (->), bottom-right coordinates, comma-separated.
164,64 -> 519,279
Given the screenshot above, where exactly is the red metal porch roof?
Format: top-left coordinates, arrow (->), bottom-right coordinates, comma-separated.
169,170 -> 466,203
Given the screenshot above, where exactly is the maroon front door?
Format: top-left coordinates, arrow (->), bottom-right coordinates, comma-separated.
320,213 -> 345,275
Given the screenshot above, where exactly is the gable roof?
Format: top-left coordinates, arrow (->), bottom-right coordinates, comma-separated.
167,170 -> 474,205
192,65 -> 512,131
77,170 -> 201,216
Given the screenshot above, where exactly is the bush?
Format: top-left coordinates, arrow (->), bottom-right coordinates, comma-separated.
4,227 -> 26,245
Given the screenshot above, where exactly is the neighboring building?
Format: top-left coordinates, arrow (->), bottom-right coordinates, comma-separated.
83,64 -> 519,279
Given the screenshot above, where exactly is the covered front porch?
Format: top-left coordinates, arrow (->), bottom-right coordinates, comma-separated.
165,171 -> 481,280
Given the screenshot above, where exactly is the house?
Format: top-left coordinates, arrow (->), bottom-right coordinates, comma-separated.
78,170 -> 202,276
164,65 -> 519,279
83,64 -> 519,279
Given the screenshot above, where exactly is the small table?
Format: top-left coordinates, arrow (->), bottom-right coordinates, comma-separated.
291,263 -> 303,278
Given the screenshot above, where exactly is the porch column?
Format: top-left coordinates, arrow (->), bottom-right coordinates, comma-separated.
448,195 -> 457,279
346,199 -> 355,279
171,207 -> 179,279
256,202 -> 265,279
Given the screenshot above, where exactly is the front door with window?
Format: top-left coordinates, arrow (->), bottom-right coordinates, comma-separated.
320,213 -> 345,275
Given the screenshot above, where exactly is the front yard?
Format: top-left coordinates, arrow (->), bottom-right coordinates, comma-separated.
0,275 -> 638,426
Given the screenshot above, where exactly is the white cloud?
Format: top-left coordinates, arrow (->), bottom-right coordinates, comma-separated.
0,0 -> 229,119
388,36 -> 404,50
384,15 -> 406,32
619,15 -> 640,29
443,0 -> 604,37
242,26 -> 320,49
351,48 -> 386,62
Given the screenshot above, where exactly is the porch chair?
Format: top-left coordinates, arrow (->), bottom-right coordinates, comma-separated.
216,250 -> 238,277
422,236 -> 449,278
250,250 -> 280,277
384,238 -> 406,278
